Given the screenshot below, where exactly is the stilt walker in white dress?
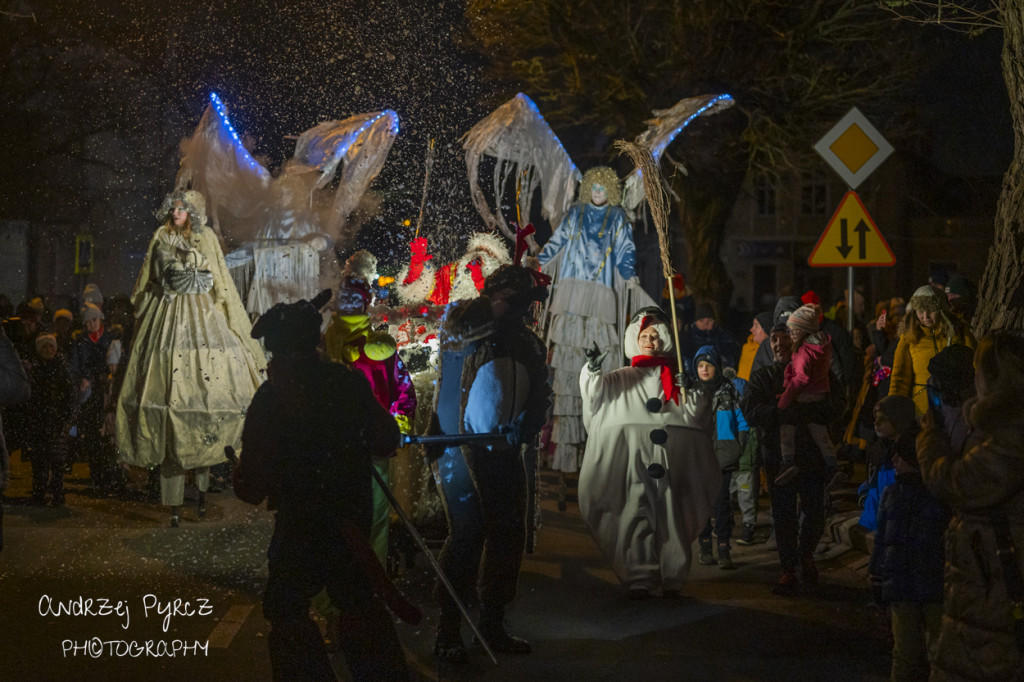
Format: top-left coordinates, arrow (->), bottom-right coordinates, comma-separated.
116,190 -> 267,527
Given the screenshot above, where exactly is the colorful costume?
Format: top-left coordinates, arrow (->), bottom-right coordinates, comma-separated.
325,250 -> 416,564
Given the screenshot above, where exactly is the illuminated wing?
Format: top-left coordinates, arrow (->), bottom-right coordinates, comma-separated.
463,93 -> 581,241
177,92 -> 273,239
290,110 -> 400,247
621,94 -> 735,217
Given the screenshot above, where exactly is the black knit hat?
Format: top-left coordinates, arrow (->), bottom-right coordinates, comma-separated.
694,301 -> 715,322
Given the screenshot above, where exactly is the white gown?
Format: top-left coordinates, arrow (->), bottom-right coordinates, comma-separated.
578,363 -> 719,591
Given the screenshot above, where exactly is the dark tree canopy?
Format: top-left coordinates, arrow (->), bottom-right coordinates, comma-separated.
465,0 -> 926,309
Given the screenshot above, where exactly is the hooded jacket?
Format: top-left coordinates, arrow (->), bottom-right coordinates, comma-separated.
694,345 -> 748,470
917,394 -> 1024,680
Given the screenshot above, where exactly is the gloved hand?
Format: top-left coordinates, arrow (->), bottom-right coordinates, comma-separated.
504,413 -> 527,448
674,372 -> 695,391
584,342 -> 609,372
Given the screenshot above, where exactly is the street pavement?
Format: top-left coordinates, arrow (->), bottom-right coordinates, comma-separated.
0,454 -> 889,681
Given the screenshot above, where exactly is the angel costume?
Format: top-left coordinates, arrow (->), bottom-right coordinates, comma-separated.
116,191 -> 266,506
578,308 -> 719,594
538,168 -> 654,473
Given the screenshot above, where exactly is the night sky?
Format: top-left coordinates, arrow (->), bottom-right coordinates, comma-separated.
0,1 -> 1014,273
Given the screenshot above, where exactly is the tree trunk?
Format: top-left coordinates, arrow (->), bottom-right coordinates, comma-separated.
674,165 -> 747,318
974,1 -> 1024,335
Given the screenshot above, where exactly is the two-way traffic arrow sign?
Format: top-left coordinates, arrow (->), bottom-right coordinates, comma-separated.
808,191 -> 895,267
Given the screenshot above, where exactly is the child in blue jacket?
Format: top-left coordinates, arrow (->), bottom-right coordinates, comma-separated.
693,345 -> 750,569
869,429 -> 949,681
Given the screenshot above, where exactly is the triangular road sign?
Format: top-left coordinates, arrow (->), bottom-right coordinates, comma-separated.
808,191 -> 895,267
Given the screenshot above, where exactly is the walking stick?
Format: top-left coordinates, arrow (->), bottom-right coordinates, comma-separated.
226,445 -> 499,665
414,138 -> 436,240
615,141 -> 685,398
370,464 -> 499,665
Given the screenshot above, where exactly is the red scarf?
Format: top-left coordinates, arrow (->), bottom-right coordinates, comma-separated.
89,325 -> 105,343
630,355 -> 680,404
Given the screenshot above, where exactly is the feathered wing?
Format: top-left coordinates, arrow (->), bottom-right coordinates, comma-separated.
291,110 -> 400,248
177,93 -> 274,240
463,93 -> 581,241
620,94 -> 735,217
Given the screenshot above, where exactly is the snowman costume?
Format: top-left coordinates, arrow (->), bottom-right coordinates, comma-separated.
578,308 -> 719,593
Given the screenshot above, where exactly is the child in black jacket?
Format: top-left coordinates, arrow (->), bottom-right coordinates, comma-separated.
869,430 -> 950,681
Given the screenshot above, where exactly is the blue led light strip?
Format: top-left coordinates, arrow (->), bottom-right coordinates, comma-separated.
331,110 -> 400,166
209,92 -> 268,175
651,94 -> 734,159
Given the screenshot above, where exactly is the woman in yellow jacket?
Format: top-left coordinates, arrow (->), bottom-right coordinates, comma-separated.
889,285 -> 975,416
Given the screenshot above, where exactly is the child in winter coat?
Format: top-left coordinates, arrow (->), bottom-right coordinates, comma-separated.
25,334 -> 77,506
694,345 -> 750,569
858,395 -> 920,532
776,303 -> 838,485
869,428 -> 949,681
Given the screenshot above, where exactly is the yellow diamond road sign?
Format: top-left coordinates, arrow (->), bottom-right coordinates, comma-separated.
808,191 -> 895,267
814,107 -> 893,189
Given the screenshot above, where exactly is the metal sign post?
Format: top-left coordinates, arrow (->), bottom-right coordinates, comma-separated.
812,108 -> 897,319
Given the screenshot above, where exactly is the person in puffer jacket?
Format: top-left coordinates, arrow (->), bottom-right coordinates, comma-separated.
869,429 -> 950,681
694,345 -> 749,570
917,330 -> 1024,681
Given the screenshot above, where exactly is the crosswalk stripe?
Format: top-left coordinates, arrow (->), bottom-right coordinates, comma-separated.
207,604 -> 254,648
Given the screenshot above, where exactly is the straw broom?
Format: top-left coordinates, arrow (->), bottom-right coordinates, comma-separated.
614,140 -> 685,401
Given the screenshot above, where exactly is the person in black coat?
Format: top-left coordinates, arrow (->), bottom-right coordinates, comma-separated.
741,322 -> 845,594
681,301 -> 740,372
869,432 -> 949,681
70,303 -> 118,491
25,335 -> 77,506
234,291 -> 408,682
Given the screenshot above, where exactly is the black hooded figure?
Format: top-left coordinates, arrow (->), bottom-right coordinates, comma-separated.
233,290 -> 408,682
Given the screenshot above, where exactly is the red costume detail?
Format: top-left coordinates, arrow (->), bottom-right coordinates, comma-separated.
428,264 -> 454,306
514,223 -> 535,265
403,237 -> 432,285
465,259 -> 485,291
630,355 -> 680,405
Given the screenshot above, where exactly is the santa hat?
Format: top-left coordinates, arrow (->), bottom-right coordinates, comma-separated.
464,233 -> 511,276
